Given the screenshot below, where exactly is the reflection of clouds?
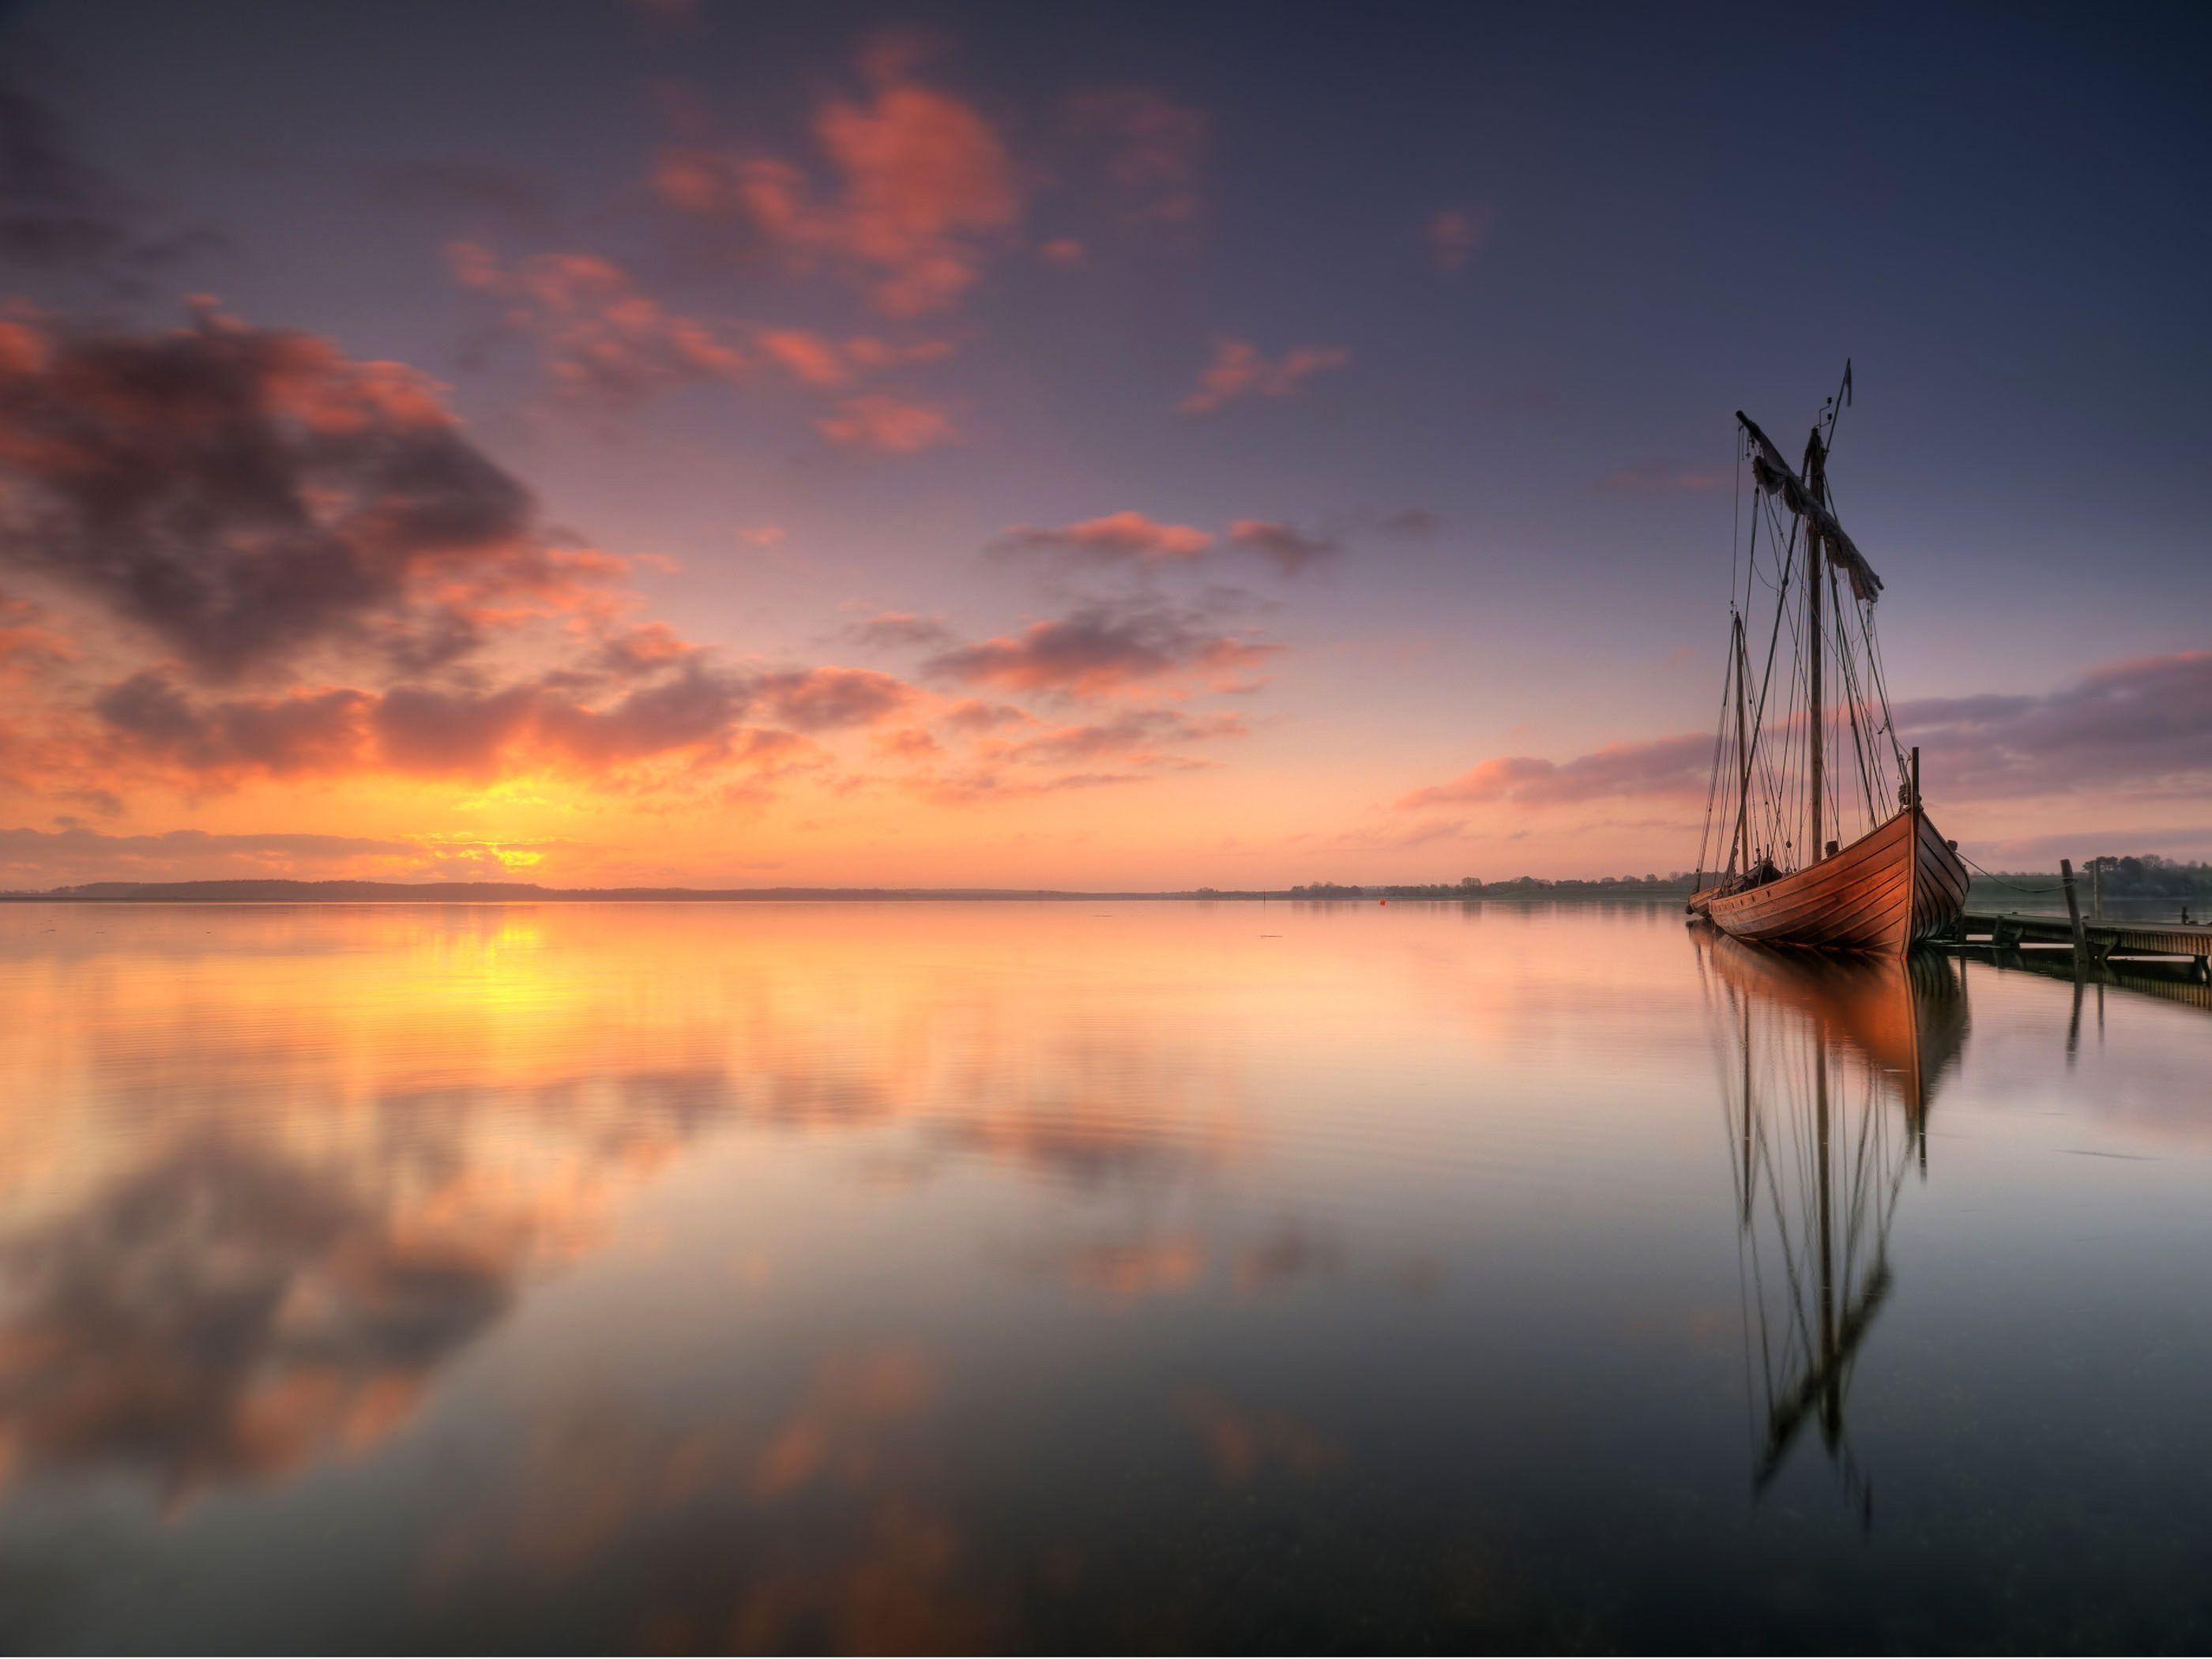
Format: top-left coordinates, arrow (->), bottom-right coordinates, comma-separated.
426,1345 -> 999,1650
1231,1219 -> 1342,1293
0,1063 -> 761,1505
0,1137 -> 510,1507
0,904 -> 1273,1513
720,1497 -> 999,1653
1179,1389 -> 1346,1486
1012,1234 -> 1207,1305
752,1345 -> 936,1498
1007,1217 -> 1345,1307
930,1097 -> 1241,1189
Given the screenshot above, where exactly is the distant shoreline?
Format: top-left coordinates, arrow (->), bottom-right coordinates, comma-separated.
1,878 -> 1698,905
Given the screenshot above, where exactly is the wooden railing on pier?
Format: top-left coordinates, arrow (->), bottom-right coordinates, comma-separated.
1946,910 -> 2212,976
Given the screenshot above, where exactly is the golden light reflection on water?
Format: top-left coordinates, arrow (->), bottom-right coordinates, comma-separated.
1,901 -> 2209,1650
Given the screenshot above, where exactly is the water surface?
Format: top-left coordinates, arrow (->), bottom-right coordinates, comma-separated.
1,901 -> 2206,1651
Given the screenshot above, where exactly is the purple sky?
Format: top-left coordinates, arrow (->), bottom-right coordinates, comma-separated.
2,0 -> 2207,888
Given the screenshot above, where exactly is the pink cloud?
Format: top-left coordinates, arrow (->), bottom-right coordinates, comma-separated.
450,248 -> 954,411
1226,519 -> 1338,575
1397,734 -> 1716,810
1066,88 -> 1208,225
754,329 -> 954,389
939,698 -> 1028,732
905,766 -> 1146,805
1427,205 -> 1491,273
654,47 -> 1022,318
994,511 -> 1216,565
926,602 -> 1277,700
1393,652 -> 2212,821
754,328 -> 849,388
448,244 -> 751,404
847,610 -> 954,651
1179,338 -> 1349,416
754,666 -> 915,730
814,393 -> 958,453
1898,651 -> 2212,800
996,707 -> 1246,766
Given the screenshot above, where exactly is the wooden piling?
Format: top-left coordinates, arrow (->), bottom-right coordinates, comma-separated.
2060,858 -> 2086,969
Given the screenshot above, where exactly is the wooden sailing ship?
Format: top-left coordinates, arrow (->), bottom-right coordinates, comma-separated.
1688,368 -> 1968,952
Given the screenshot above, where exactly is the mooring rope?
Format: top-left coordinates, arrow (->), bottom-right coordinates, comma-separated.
1955,849 -> 2068,894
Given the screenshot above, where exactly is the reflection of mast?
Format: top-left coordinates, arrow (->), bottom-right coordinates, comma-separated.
1698,934 -> 1967,1527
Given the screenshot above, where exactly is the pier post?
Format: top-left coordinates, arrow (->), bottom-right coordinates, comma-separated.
2060,859 -> 2087,972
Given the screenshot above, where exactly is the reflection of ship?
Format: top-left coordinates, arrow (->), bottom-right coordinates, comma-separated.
1696,933 -> 1969,1523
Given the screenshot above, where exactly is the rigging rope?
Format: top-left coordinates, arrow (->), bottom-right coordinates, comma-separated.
1954,849 -> 2068,894
1696,636 -> 1735,880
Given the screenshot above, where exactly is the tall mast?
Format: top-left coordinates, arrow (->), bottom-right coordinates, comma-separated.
1804,427 -> 1826,864
1731,611 -> 1751,873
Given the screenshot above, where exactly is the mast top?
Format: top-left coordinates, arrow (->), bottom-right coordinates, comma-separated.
1736,411 -> 1883,604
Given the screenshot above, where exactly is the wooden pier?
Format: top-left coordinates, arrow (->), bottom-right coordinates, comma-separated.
1946,909 -> 2212,977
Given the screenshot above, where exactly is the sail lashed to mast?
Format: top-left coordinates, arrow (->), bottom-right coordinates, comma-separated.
1737,413 -> 1883,604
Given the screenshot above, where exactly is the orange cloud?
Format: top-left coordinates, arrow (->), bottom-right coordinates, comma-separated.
1178,337 -> 1349,416
0,589 -> 76,682
81,654 -> 920,796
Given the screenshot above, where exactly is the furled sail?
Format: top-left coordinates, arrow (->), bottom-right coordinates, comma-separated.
1736,412 -> 1883,604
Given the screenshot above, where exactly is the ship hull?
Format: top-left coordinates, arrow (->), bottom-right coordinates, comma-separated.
1705,807 -> 1967,954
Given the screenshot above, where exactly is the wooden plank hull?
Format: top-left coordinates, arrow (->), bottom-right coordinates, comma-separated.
1705,807 -> 1968,954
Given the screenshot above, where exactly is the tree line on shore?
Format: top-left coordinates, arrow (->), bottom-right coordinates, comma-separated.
1273,874 -> 1697,900
1977,855 -> 2212,901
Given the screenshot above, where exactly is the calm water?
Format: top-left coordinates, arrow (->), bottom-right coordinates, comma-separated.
1,901 -> 2208,1653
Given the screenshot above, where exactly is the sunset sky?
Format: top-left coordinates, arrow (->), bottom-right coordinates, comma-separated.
2,0 -> 2207,890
